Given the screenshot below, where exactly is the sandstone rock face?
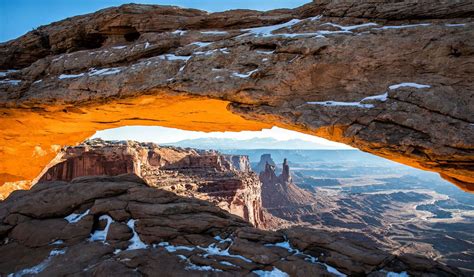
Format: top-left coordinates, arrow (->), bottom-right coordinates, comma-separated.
0,174 -> 464,276
39,139 -> 265,227
0,0 -> 473,193
259,156 -> 319,222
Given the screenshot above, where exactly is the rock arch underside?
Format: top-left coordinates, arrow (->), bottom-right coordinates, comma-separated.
0,0 -> 473,199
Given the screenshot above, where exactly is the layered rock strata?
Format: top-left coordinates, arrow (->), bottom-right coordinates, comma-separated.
0,0 -> 473,194
0,174 -> 465,276
38,139 -> 265,227
259,157 -> 319,222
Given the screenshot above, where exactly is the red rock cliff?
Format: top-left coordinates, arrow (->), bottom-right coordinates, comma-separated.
39,139 -> 265,227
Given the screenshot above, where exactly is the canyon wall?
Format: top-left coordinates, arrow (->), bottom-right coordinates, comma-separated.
39,139 -> 265,227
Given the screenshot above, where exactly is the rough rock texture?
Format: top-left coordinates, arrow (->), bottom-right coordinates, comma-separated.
0,0 -> 473,193
37,139 -> 265,227
259,157 -> 318,221
0,174 -> 465,276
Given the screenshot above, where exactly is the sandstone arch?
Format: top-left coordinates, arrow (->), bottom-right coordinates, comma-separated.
0,1 -> 473,197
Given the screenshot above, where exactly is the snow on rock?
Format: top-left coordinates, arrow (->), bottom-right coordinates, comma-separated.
376,23 -> 431,30
256,50 -> 275,54
198,242 -> 252,263
361,92 -> 388,102
445,23 -> 466,27
0,79 -> 21,85
264,240 -> 346,277
385,271 -> 410,277
253,267 -> 289,277
190,42 -> 213,48
308,15 -> 323,21
157,242 -> 195,252
50,240 -> 64,245
323,22 -> 378,32
89,68 -> 122,76
33,79 -> 42,84
194,48 -> 230,56
232,69 -> 258,78
0,69 -> 18,77
112,46 -> 127,49
126,219 -> 148,250
241,19 -> 302,37
89,215 -> 113,242
158,54 -> 192,61
307,100 -> 374,109
172,30 -> 187,35
58,73 -> 85,79
64,209 -> 90,223
389,82 -> 430,90
9,249 -> 66,277
200,31 -> 228,35
185,263 -> 223,272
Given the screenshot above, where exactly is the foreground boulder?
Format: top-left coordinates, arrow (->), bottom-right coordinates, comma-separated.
0,0 -> 473,195
0,174 -> 464,276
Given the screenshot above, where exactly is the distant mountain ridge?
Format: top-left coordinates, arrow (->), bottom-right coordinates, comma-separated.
163,137 -> 349,150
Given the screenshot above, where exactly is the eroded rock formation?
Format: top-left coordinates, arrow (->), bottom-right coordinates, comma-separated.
0,0 -> 473,194
259,156 -> 318,222
0,174 -> 464,276
36,139 -> 265,227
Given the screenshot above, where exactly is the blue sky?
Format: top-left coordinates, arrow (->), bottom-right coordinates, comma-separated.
0,0 -> 310,42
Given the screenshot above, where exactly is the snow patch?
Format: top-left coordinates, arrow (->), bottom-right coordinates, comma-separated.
361,92 -> 388,102
0,69 -> 18,77
0,79 -> 21,85
112,46 -> 127,49
241,19 -> 301,37
89,215 -> 113,242
172,30 -> 187,35
307,101 -> 374,109
376,23 -> 431,30
159,54 -> 192,61
126,219 -> 148,250
445,23 -> 466,27
385,271 -> 410,277
194,48 -> 230,55
64,209 -> 90,223
89,68 -> 121,76
190,42 -> 213,48
388,83 -> 431,90
264,240 -> 346,276
256,50 -> 275,54
198,243 -> 252,263
144,42 -> 151,49
200,31 -> 228,35
323,22 -> 378,32
33,79 -> 42,84
232,69 -> 258,78
253,267 -> 289,277
58,73 -> 85,79
9,249 -> 66,277
185,263 -> 223,272
158,242 -> 195,252
50,240 -> 64,245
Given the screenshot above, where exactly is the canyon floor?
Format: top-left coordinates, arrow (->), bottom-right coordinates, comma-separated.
223,149 -> 474,275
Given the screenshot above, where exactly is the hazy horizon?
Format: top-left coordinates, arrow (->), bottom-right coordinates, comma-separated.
92,126 -> 354,150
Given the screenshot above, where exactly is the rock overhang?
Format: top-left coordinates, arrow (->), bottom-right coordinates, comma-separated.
0,0 -> 473,195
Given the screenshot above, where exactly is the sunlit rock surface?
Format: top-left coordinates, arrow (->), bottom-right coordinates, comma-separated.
0,174 -> 464,276
0,0 -> 473,194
